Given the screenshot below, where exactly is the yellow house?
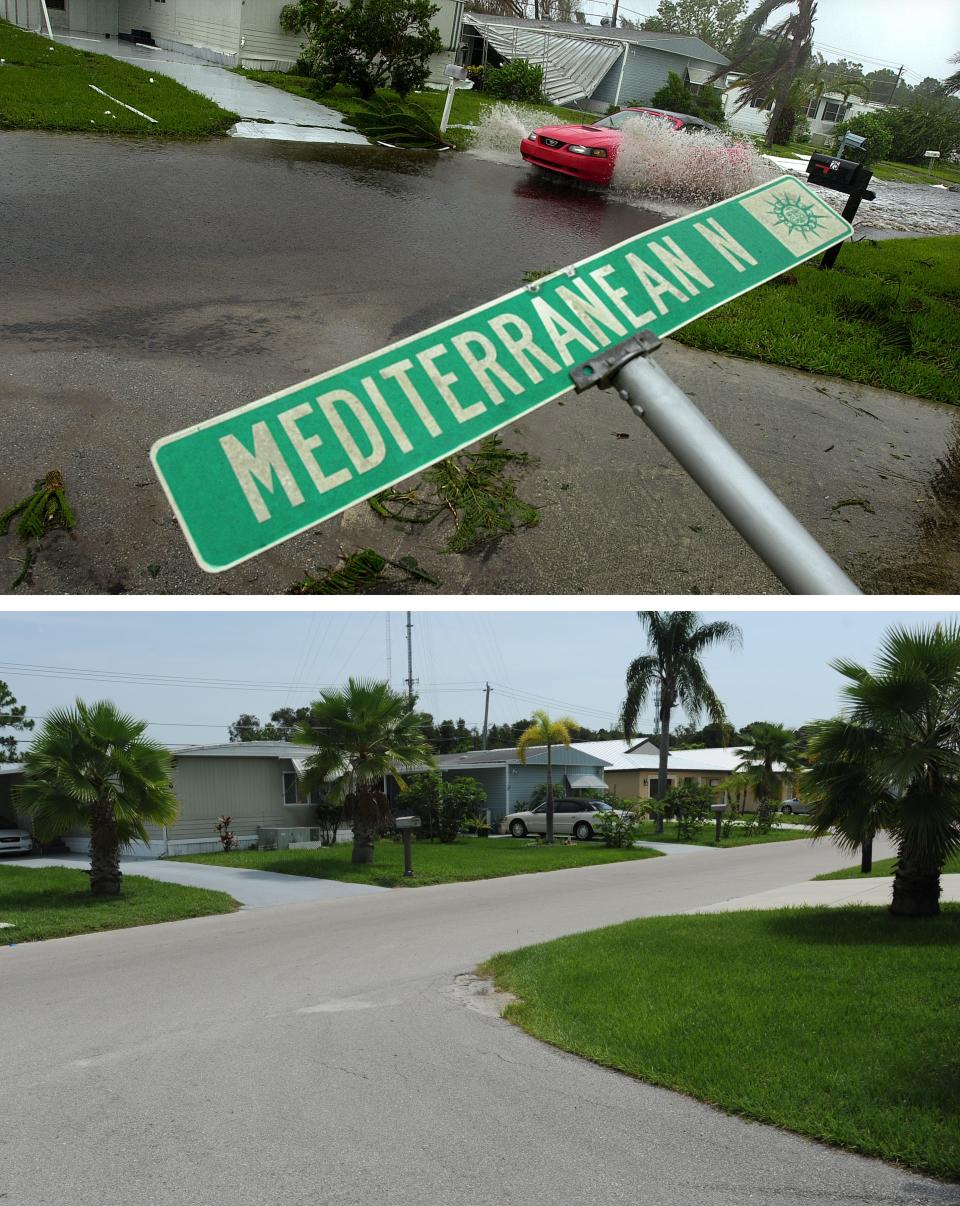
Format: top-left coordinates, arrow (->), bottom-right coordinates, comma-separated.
572,739 -> 795,812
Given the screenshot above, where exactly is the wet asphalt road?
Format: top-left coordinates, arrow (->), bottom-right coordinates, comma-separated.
1,130 -> 957,595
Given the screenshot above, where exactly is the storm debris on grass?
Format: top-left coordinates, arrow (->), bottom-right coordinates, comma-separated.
0,468 -> 76,588
288,547 -> 440,594
370,436 -> 539,552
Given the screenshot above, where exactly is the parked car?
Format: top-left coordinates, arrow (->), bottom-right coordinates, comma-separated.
520,107 -> 723,186
0,824 -> 32,855
779,799 -> 813,816
502,798 -> 628,841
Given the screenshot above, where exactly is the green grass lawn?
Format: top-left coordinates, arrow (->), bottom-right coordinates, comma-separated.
751,137 -> 960,186
672,235 -> 960,405
816,852 -> 960,880
632,819 -> 812,847
174,837 -> 662,887
485,905 -> 960,1180
0,19 -> 237,135
234,71 -> 589,149
0,864 -> 238,942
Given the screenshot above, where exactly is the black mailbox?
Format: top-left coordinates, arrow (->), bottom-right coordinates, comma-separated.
806,153 -> 872,195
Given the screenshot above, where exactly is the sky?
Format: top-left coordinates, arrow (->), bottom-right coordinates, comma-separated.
3,608 -> 960,752
577,0 -> 960,84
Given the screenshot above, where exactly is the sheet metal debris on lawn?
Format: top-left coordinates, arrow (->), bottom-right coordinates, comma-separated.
151,176 -> 851,572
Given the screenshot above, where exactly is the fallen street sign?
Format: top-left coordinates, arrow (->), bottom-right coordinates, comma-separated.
151,175 -> 852,572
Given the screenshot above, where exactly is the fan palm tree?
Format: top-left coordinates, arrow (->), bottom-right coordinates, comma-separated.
16,700 -> 178,896
516,710 -> 578,845
735,722 -> 802,819
293,678 -> 436,865
941,52 -> 960,96
621,612 -> 742,835
712,0 -> 818,148
802,623 -> 960,918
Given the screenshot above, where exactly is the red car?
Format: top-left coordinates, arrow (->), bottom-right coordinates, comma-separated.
520,107 -> 720,186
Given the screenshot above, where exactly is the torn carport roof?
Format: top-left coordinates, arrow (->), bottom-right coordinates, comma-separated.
465,15 -> 624,106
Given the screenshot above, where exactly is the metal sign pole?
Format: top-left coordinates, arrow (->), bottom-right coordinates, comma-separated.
570,334 -> 861,595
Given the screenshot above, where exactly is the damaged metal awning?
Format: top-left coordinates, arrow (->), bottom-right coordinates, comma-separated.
686,65 -> 714,85
465,16 -> 624,106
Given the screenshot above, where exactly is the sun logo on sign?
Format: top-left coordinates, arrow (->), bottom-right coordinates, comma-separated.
767,192 -> 825,241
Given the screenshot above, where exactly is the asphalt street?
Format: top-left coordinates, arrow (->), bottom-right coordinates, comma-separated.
2,132 -> 957,594
5,833 -> 957,1206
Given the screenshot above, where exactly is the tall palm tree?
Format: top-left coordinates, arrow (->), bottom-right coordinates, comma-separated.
802,623 -> 960,918
293,678 -> 436,865
621,612 -> 742,834
735,722 -> 802,819
516,710 -> 578,845
17,700 -> 178,896
713,0 -> 818,148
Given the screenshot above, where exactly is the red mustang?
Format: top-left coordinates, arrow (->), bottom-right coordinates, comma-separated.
520,106 -> 721,186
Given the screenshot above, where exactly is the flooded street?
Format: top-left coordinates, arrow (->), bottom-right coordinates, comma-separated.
1,130 -> 957,594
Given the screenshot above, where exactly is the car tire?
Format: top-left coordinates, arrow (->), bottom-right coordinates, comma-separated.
509,820 -> 528,838
573,821 -> 593,841
782,805 -> 793,815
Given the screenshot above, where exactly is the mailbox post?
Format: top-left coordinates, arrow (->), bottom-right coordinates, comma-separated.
806,150 -> 876,270
394,815 -> 422,877
440,63 -> 472,134
710,802 -> 726,845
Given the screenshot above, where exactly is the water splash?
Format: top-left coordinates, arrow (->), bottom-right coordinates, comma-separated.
468,101 -> 588,162
610,113 -> 776,204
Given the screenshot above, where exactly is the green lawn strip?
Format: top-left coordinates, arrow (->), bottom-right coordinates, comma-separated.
816,852 -> 960,880
174,837 -> 662,887
0,864 -> 238,942
234,70 -> 588,148
670,235 -> 960,405
0,19 -> 237,135
633,819 -> 812,847
484,905 -> 960,1181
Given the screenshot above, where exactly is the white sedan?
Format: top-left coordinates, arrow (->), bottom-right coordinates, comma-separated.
502,798 -> 627,841
0,825 -> 32,855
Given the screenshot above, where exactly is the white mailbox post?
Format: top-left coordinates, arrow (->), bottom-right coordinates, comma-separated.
395,815 -> 422,877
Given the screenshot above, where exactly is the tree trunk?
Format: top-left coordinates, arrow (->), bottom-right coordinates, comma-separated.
860,836 -> 873,874
655,700 -> 671,836
763,30 -> 807,150
89,802 -> 122,897
351,823 -> 376,864
545,742 -> 554,845
890,853 -> 941,917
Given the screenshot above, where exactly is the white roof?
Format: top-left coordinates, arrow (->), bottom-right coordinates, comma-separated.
169,742 -> 317,759
572,741 -> 785,774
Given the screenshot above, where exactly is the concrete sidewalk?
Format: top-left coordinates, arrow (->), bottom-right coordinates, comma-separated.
13,854 -> 388,908
690,873 -> 960,913
55,33 -> 368,143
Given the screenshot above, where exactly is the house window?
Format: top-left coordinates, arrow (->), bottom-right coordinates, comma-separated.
806,99 -> 821,119
283,772 -> 299,805
648,778 -> 674,798
820,100 -> 848,124
749,96 -> 771,110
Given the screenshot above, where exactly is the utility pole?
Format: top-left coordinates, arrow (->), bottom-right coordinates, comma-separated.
405,612 -> 416,709
385,614 -> 392,686
609,0 -> 619,27
481,682 -> 492,749
887,65 -> 903,104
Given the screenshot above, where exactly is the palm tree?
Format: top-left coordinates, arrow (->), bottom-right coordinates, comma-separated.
516,710 -> 578,845
621,612 -> 742,835
293,678 -> 436,865
941,52 -> 960,96
802,623 -> 960,918
735,722 -> 802,820
713,0 -> 818,149
17,700 -> 178,896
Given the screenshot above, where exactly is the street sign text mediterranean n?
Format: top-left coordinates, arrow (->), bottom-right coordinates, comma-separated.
151,176 -> 852,572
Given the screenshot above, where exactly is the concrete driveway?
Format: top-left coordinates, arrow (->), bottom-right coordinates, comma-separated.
54,34 -> 368,143
13,854 -> 387,907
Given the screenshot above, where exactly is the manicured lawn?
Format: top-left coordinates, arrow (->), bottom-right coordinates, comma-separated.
633,819 -> 812,847
234,71 -> 589,148
816,852 -> 960,880
671,235 -> 960,405
0,20 -> 237,135
485,905 -> 960,1180
174,837 -> 662,887
0,864 -> 238,943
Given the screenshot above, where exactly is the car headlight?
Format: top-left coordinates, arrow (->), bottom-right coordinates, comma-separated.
528,132 -> 539,141
567,145 -> 608,157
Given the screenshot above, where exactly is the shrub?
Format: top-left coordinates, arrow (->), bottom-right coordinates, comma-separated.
662,781 -> 714,841
399,773 -> 486,842
483,59 -> 544,103
280,0 -> 442,97
593,802 -> 644,848
882,103 -> 960,163
832,112 -> 894,165
315,800 -> 342,847
215,816 -> 237,852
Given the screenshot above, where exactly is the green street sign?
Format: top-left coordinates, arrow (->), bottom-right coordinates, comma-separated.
151,175 -> 851,572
